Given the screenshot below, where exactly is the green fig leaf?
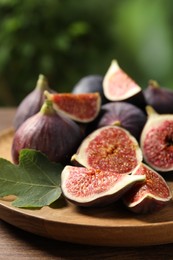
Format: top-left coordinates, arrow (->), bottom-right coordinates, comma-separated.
0,149 -> 64,208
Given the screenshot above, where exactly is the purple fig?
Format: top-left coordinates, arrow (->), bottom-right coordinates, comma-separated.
72,75 -> 107,104
13,74 -> 56,130
12,99 -> 83,165
123,163 -> 172,214
61,165 -> 145,207
144,80 -> 173,114
89,101 -> 147,141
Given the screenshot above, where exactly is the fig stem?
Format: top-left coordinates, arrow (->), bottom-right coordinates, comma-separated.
112,120 -> 121,127
145,105 -> 158,117
44,90 -> 53,100
40,99 -> 56,116
36,74 -> 49,90
148,80 -> 160,88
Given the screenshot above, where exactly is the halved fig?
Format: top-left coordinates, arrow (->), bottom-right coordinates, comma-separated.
123,163 -> 172,213
45,91 -> 101,123
103,60 -> 141,101
72,125 -> 143,174
140,106 -> 173,172
61,165 -> 145,207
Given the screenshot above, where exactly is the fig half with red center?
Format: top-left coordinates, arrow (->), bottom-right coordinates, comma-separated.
61,165 -> 145,207
144,80 -> 173,114
140,106 -> 173,172
123,163 -> 172,213
72,125 -> 143,175
103,60 -> 147,110
45,91 -> 101,123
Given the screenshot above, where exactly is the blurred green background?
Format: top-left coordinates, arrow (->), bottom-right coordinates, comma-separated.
0,0 -> 173,106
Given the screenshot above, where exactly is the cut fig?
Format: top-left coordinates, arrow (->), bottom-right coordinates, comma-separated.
103,60 -> 141,101
123,163 -> 172,213
61,165 -> 145,207
140,106 -> 173,172
45,91 -> 101,123
144,80 -> 173,114
72,125 -> 143,174
90,101 -> 147,141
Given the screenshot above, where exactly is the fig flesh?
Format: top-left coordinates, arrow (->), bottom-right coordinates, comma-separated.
72,125 -> 143,174
61,165 -> 145,207
140,106 -> 173,172
13,74 -> 56,130
72,75 -> 107,104
103,60 -> 141,101
45,91 -> 101,123
91,101 -> 147,141
144,80 -> 173,114
123,163 -> 172,213
12,99 -> 83,165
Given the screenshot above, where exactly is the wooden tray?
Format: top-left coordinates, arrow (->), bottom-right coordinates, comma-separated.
0,128 -> 173,247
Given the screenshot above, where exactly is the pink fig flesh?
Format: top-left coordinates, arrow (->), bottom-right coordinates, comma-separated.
61,165 -> 145,207
123,163 -> 172,214
72,125 -> 143,174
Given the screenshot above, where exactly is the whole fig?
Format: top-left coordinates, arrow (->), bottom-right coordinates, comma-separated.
89,101 -> 147,141
144,80 -> 173,114
72,75 -> 107,104
13,74 -> 56,130
12,99 -> 83,165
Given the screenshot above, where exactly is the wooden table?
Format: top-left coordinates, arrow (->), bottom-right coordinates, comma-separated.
0,107 -> 173,259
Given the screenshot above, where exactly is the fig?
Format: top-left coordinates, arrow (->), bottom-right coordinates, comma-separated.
90,101 -> 147,141
140,106 -> 173,172
45,91 -> 101,123
103,60 -> 146,110
12,99 -> 83,165
72,125 -> 143,174
72,75 -> 107,104
61,165 -> 145,207
123,163 -> 172,213
13,74 -> 56,130
144,80 -> 173,114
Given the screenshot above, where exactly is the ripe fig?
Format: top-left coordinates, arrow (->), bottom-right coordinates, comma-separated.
72,75 -> 107,104
61,165 -> 145,207
140,106 -> 173,172
72,125 -> 143,174
90,101 -> 147,141
12,99 -> 83,165
13,74 -> 56,130
144,80 -> 173,114
45,91 -> 101,123
103,60 -> 147,110
123,163 -> 172,213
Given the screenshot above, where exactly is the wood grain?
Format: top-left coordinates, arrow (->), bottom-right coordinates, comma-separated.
1,129 -> 173,247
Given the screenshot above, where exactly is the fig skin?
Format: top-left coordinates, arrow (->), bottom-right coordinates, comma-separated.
61,165 -> 145,207
88,101 -> 147,141
12,100 -> 83,165
123,163 -> 172,214
72,75 -> 108,104
144,80 -> 173,114
13,74 -> 56,130
140,106 -> 173,172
